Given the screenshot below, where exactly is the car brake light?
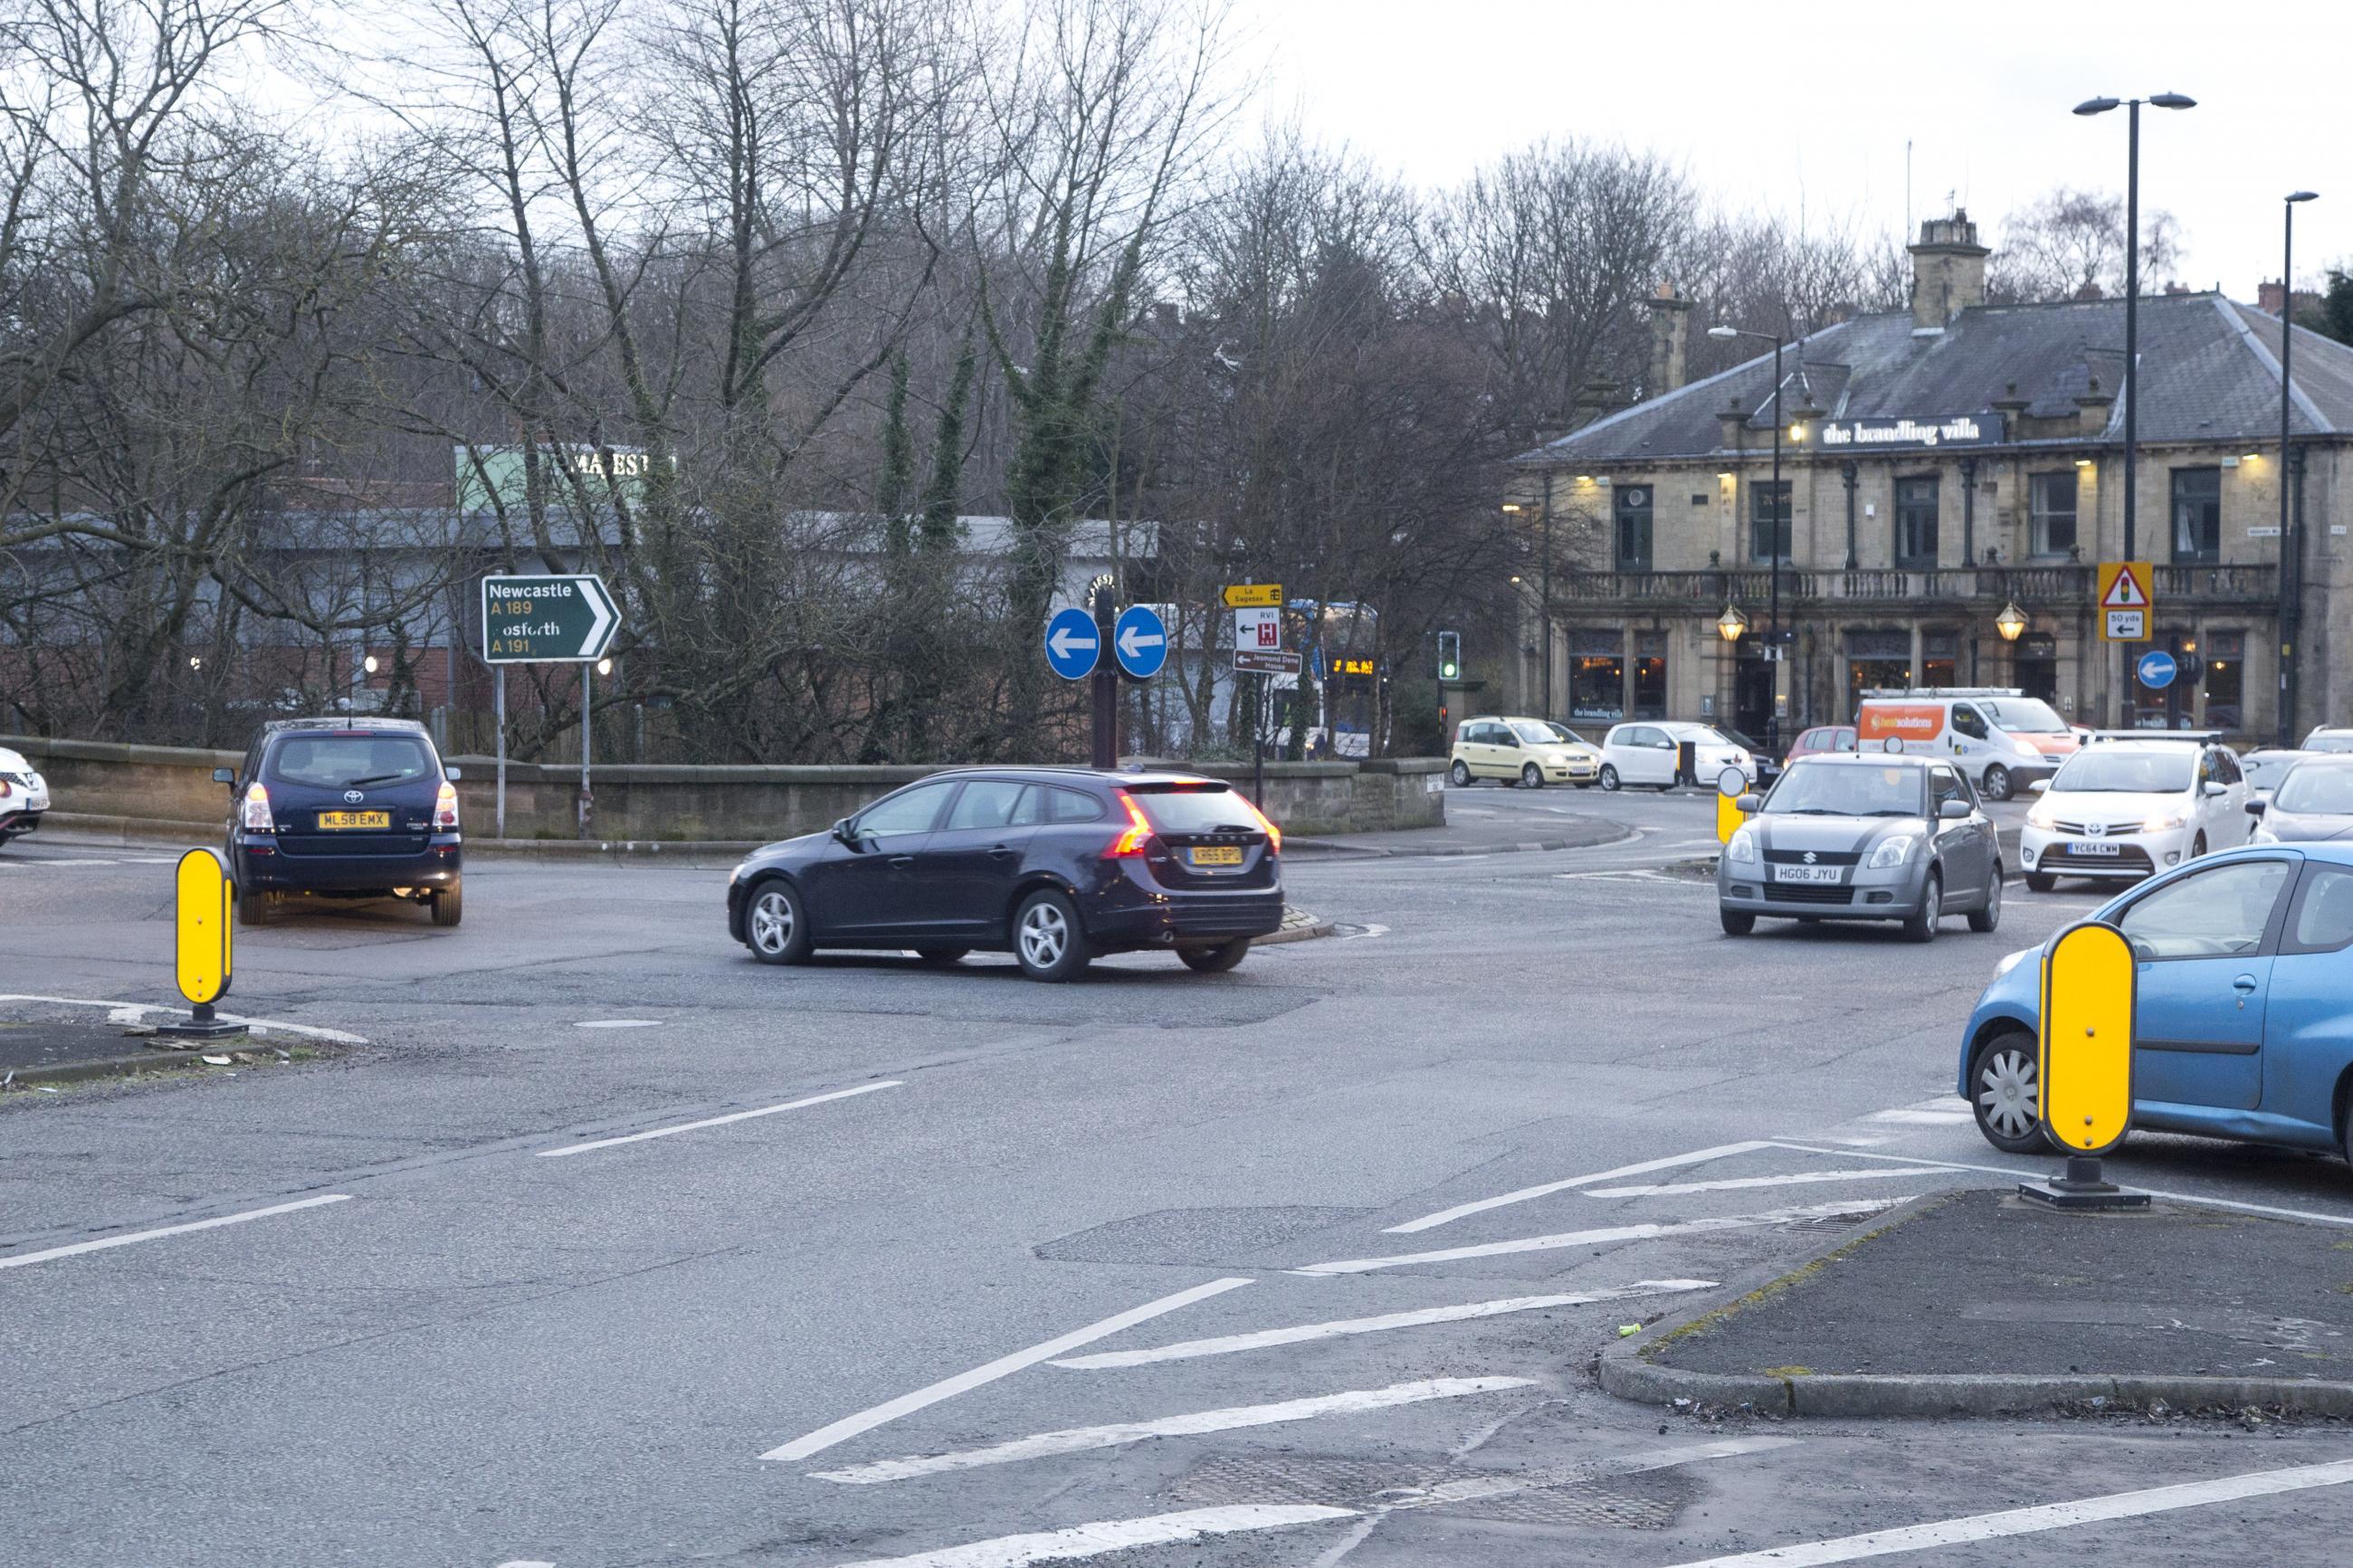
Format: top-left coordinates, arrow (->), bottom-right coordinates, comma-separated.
435,780 -> 460,829
242,782 -> 274,832
1107,792 -> 1154,857
1237,794 -> 1282,853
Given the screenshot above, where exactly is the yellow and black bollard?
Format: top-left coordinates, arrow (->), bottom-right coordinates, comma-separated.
157,848 -> 249,1041
2019,919 -> 2147,1209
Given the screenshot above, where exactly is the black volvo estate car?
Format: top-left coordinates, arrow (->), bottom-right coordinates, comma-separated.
725,768 -> 1284,980
216,718 -> 464,927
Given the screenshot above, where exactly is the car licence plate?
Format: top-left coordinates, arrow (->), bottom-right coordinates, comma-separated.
2069,840 -> 2121,856
1189,845 -> 1243,867
317,811 -> 390,830
1771,865 -> 1843,883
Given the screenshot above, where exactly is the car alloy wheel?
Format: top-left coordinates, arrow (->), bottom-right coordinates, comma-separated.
1020,901 -> 1068,967
1598,765 -> 1620,791
1521,762 -> 1542,789
748,882 -> 811,965
1450,759 -> 1472,787
1983,764 -> 2012,802
1968,867 -> 2003,933
1971,1031 -> 2050,1154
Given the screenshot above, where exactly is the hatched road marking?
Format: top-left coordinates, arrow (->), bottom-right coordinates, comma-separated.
1583,1169 -> 1946,1199
1386,1142 -> 1777,1233
1300,1199 -> 1910,1276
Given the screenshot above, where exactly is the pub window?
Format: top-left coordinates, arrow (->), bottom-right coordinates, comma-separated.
2205,629 -> 2245,730
1614,485 -> 1654,572
1845,629 -> 1911,713
1894,476 -> 1939,568
1569,630 -> 1625,722
1633,630 -> 1668,719
1923,629 -> 1959,689
2029,470 -> 2078,557
1748,480 -> 1792,565
2171,468 -> 2222,565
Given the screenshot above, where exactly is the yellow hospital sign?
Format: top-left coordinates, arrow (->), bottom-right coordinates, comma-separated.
175,848 -> 233,1007
2038,920 -> 2136,1155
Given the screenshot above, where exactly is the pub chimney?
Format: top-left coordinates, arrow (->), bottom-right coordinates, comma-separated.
1644,281 -> 1693,396
1908,210 -> 1989,331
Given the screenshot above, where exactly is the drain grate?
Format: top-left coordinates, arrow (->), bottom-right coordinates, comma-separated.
1167,1453 -> 1695,1529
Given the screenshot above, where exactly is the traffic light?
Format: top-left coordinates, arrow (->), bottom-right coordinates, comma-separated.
1437,630 -> 1461,681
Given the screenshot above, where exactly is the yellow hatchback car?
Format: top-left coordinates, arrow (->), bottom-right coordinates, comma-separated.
1450,717 -> 1603,788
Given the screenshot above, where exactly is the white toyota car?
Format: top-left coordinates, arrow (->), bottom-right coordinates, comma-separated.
2019,737 -> 2249,891
0,746 -> 51,845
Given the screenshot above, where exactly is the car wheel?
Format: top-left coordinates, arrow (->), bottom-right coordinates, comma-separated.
1902,871 -> 1941,944
2025,871 -> 2058,893
430,881 -> 463,928
1520,762 -> 1543,789
1967,867 -> 2004,933
1720,908 -> 1756,936
236,886 -> 274,926
1982,764 -> 2012,802
746,879 -> 814,965
2190,832 -> 2207,860
1450,759 -> 1472,787
1013,889 -> 1091,982
1178,938 -> 1249,974
1598,765 -> 1620,792
914,947 -> 969,967
1970,1030 -> 2053,1155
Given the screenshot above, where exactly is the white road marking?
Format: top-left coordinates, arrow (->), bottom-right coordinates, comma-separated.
811,1377 -> 1538,1485
573,1019 -> 664,1029
837,1505 -> 1358,1567
1386,1141 -> 1777,1233
1300,1199 -> 1910,1276
1052,1280 -> 1717,1370
1376,1435 -> 1799,1516
0,994 -> 367,1044
538,1081 -> 900,1157
1659,1455 -> 2353,1567
1864,1107 -> 1972,1125
1584,1169 -> 1947,1198
1766,1140 -> 2353,1229
762,1277 -> 1253,1463
1337,923 -> 1390,940
0,1194 -> 352,1272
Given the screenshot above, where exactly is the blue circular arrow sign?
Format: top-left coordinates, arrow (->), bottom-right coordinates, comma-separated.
2136,650 -> 2177,689
1043,607 -> 1100,680
1113,604 -> 1169,679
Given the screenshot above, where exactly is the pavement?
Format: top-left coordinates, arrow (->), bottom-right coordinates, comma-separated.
1607,1188 -> 2353,1418
8,784 -> 2353,1568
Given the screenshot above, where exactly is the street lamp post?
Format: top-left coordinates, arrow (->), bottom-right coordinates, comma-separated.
1709,323 -> 1789,752
2072,92 -> 2196,564
2279,191 -> 2320,746
1502,499 -> 1552,716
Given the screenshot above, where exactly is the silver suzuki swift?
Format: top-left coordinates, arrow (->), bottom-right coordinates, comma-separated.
1717,754 -> 2003,942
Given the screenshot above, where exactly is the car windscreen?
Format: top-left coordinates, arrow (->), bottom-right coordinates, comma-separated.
266,734 -> 434,789
1510,722 -> 1560,745
2242,753 -> 2299,791
1542,723 -> 1591,746
1127,784 -> 1257,833
2052,750 -> 2193,794
1674,726 -> 1733,746
1763,765 -> 1924,817
2307,734 -> 2353,755
2274,765 -> 2353,814
1977,698 -> 2069,734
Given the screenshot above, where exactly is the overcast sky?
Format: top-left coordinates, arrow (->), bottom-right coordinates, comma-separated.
1246,0 -> 2350,301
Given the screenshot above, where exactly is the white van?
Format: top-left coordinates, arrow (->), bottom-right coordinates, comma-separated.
1853,688 -> 2080,802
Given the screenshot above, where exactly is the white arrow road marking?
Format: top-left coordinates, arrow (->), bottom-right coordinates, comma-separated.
1659,1455 -> 2353,1567
1386,1141 -> 1777,1232
1050,1280 -> 1717,1370
1300,1199 -> 1910,1276
1116,622 -> 1165,660
838,1506 -> 1358,1567
577,575 -> 616,658
0,1194 -> 352,1272
811,1376 -> 1537,1485
1047,624 -> 1098,660
538,1080 -> 899,1157
763,1276 -> 1253,1463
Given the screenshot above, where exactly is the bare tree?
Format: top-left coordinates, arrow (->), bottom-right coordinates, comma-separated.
1987,186 -> 2185,303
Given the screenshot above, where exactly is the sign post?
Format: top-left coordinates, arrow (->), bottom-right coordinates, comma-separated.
1224,585 -> 1286,810
157,849 -> 246,1041
2020,920 -> 2148,1209
481,574 -> 622,840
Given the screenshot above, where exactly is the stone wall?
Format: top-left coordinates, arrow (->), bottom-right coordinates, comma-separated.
2,736 -> 1446,841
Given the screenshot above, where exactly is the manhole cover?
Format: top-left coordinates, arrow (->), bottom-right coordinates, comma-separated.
1168,1454 -> 1448,1508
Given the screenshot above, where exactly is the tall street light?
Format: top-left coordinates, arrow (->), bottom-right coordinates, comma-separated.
1710,322 -> 1789,752
2278,190 -> 2320,746
1502,498 -> 1551,717
2072,91 -> 2196,565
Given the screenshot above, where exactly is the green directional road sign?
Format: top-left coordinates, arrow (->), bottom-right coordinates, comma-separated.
481,574 -> 620,663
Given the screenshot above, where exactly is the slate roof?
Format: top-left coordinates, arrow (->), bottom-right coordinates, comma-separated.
1519,292 -> 2353,465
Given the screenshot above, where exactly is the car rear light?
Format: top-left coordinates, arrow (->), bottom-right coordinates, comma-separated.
242,782 -> 274,832
1237,794 -> 1282,853
435,780 -> 460,829
1106,792 -> 1155,858
0,779 -> 10,798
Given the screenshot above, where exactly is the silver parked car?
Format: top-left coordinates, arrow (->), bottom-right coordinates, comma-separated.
2250,755 -> 2353,844
1718,754 -> 2002,942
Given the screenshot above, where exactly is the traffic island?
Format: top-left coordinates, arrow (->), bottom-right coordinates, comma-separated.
1599,1189 -> 2353,1419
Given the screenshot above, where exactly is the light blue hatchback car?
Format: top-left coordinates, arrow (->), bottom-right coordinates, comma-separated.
1958,843 -> 2353,1160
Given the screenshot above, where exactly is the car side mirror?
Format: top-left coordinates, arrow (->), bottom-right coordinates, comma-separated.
444,766 -> 463,783
1939,799 -> 1971,821
2246,796 -> 2268,816
2203,782 -> 2228,798
1736,794 -> 1763,813
2028,779 -> 2051,794
212,767 -> 235,785
832,816 -> 862,847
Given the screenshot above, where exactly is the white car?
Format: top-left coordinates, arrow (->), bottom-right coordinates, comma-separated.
2020,739 -> 2249,891
1597,721 -> 1755,792
2303,727 -> 2353,755
0,746 -> 50,844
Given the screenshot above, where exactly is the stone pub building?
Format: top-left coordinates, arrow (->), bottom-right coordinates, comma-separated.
1503,212 -> 2353,745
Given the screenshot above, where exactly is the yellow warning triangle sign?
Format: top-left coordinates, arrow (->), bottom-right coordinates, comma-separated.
2100,565 -> 2149,609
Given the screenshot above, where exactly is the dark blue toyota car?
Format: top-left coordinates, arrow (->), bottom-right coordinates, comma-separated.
725,768 -> 1285,980
1959,842 -> 2353,1160
217,718 -> 464,927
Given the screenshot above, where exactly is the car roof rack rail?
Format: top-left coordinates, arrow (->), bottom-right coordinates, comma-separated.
1857,687 -> 2026,699
2081,728 -> 2224,745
